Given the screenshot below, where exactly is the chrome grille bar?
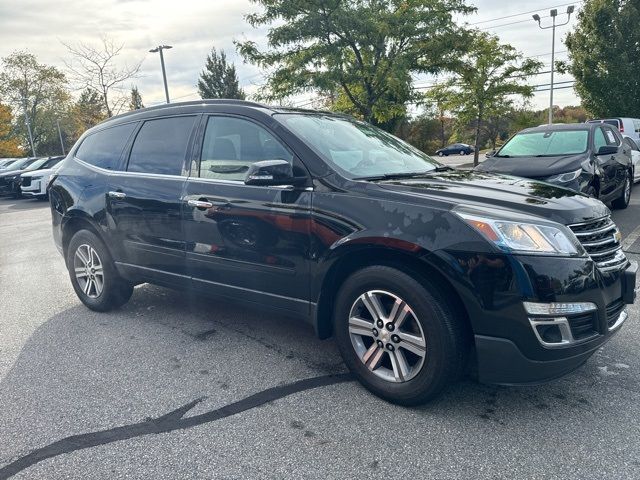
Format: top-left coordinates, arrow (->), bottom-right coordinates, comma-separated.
568,216 -> 628,273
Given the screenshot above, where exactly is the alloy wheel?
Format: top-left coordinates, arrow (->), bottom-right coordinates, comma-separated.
73,244 -> 104,298
348,290 -> 426,383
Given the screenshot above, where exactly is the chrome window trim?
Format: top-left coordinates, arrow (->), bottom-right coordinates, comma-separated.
73,157 -> 186,181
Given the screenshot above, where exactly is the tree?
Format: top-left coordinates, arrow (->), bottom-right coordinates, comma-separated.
0,104 -> 23,157
197,48 -> 245,100
70,88 -> 107,140
424,84 -> 455,149
236,0 -> 474,129
564,0 -> 640,117
0,51 -> 70,155
434,32 -> 542,165
63,35 -> 142,117
129,85 -> 144,110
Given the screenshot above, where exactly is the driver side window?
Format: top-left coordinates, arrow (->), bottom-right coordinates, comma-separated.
594,128 -> 607,152
199,116 -> 293,181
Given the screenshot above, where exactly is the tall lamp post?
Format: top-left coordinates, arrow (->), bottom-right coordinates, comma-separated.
149,45 -> 173,103
533,5 -> 574,124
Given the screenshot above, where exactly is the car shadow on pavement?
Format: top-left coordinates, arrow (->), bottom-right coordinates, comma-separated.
0,198 -> 48,211
0,284 -> 637,478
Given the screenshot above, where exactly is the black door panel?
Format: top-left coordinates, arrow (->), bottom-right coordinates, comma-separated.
183,181 -> 312,311
107,174 -> 187,279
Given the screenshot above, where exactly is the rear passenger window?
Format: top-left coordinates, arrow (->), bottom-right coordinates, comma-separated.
199,116 -> 292,181
127,116 -> 196,175
75,123 -> 137,170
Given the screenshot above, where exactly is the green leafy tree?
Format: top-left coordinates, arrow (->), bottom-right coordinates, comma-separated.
197,48 -> 245,100
424,84 -> 455,148
434,32 -> 542,165
129,85 -> 144,110
71,88 -> 107,141
236,0 -> 474,129
564,0 -> 640,117
0,51 -> 70,155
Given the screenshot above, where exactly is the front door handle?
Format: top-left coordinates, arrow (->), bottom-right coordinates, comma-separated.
187,199 -> 214,209
108,191 -> 126,199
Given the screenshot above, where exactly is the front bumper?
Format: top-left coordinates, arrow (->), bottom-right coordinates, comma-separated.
474,260 -> 636,384
21,180 -> 46,197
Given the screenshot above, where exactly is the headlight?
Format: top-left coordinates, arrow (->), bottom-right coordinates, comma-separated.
546,168 -> 582,184
456,211 -> 583,255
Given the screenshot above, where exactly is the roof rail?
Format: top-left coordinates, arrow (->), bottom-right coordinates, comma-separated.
103,99 -> 269,123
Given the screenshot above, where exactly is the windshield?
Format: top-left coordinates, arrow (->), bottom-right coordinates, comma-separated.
276,113 -> 440,178
42,157 -> 63,169
25,158 -> 49,170
497,130 -> 589,157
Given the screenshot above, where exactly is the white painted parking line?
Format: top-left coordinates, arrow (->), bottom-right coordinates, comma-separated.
622,224 -> 640,251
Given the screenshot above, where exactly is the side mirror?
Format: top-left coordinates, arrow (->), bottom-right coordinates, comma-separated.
485,150 -> 496,158
245,159 -> 295,186
596,145 -> 618,156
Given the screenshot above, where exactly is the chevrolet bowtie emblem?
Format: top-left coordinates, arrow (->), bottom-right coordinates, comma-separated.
614,230 -> 622,243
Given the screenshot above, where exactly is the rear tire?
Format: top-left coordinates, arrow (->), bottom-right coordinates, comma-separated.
611,170 -> 632,210
66,229 -> 133,311
333,266 -> 468,405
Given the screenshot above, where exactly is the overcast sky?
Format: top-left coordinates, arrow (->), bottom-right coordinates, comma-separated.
0,0 -> 581,111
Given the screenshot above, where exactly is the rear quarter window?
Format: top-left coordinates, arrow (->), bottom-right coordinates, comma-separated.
74,122 -> 137,170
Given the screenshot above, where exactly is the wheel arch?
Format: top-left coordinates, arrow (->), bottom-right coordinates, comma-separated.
61,211 -> 107,263
313,246 -> 472,341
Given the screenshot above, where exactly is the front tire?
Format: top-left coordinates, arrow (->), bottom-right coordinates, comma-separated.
611,170 -> 632,210
66,229 -> 133,311
334,266 -> 468,405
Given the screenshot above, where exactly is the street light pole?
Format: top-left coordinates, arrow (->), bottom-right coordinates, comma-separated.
22,98 -> 36,157
56,119 -> 66,155
533,6 -> 574,125
149,45 -> 173,103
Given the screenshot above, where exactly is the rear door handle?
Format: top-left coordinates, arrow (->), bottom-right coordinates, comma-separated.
187,199 -> 214,209
108,191 -> 126,199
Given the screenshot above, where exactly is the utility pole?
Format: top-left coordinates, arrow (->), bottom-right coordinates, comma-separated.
22,98 -> 36,157
149,45 -> 173,103
56,119 -> 66,155
533,6 -> 575,125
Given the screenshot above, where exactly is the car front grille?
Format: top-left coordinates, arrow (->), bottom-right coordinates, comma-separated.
567,312 -> 597,340
606,299 -> 625,327
568,216 -> 628,273
21,177 -> 31,187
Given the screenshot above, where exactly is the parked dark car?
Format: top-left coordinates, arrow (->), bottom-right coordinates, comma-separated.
477,123 -> 633,209
0,157 -> 42,197
49,100 -> 636,405
435,143 -> 474,156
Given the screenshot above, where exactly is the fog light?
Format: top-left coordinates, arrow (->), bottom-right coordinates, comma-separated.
529,317 -> 573,347
523,302 -> 597,316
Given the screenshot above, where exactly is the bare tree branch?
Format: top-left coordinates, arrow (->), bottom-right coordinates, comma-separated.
62,35 -> 142,117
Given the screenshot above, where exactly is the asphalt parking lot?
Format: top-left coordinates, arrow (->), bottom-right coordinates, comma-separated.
1,192 -> 640,480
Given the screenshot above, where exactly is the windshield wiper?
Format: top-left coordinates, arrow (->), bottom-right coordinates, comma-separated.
353,171 -> 435,181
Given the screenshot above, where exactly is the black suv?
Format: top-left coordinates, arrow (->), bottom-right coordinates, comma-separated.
49,100 -> 636,405
478,123 -> 633,208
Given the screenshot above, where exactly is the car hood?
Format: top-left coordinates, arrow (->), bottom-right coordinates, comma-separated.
21,167 -> 57,178
374,170 -> 609,225
0,168 -> 24,179
476,153 -> 587,178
